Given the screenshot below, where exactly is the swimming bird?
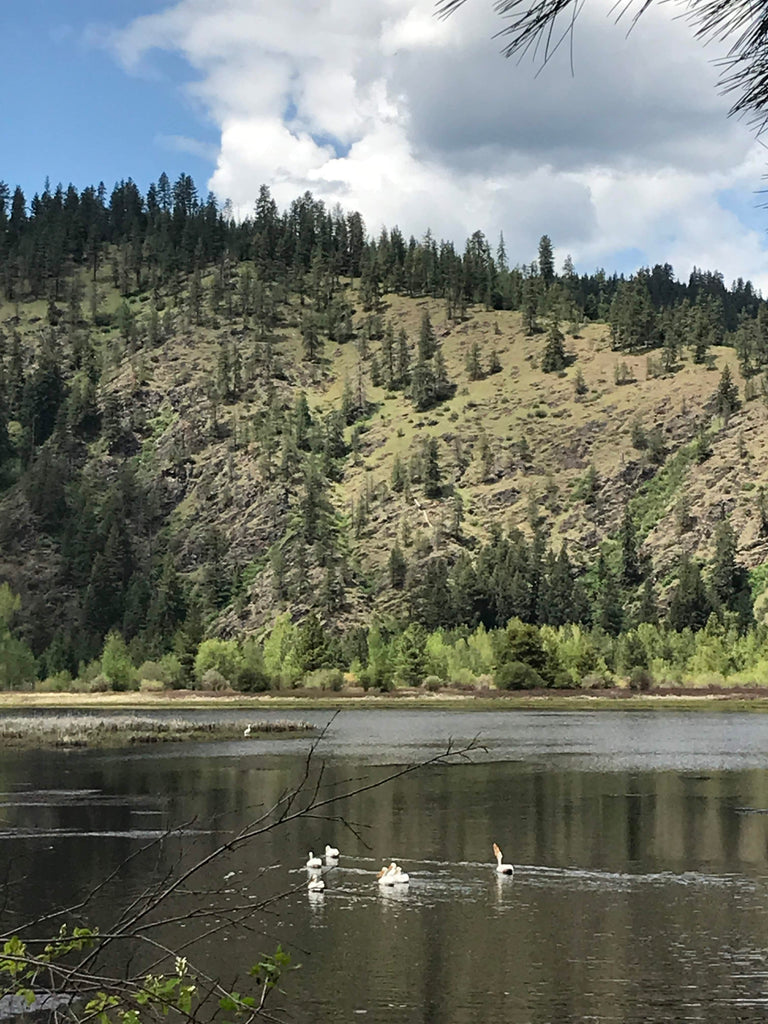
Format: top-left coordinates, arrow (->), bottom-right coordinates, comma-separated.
306,852 -> 323,869
493,843 -> 514,876
324,844 -> 339,859
307,873 -> 325,891
390,863 -> 409,884
377,862 -> 409,885
377,864 -> 396,886
243,724 -> 252,737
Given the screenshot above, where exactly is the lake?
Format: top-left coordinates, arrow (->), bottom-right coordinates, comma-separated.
4,708 -> 768,1023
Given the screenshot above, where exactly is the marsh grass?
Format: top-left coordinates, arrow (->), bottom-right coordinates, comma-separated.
0,715 -> 313,748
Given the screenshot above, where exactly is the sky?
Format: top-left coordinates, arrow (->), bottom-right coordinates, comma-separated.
3,0 -> 768,289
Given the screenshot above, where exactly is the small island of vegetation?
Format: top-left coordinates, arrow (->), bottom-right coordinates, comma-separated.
0,713 -> 313,748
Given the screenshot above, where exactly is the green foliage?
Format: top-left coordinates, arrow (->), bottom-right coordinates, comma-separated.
194,638 -> 242,685
101,632 -> 135,691
495,660 -> 544,690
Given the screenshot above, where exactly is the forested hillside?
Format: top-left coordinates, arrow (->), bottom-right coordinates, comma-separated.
2,173 -> 768,692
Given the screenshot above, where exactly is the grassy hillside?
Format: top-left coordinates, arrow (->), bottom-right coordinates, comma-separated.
2,251 -> 766,674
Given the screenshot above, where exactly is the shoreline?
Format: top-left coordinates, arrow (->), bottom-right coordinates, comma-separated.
3,688 -> 768,712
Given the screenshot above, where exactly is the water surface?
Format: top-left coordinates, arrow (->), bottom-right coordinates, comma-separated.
4,709 -> 768,1022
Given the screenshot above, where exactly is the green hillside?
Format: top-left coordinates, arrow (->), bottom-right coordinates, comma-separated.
1,177 -> 768,692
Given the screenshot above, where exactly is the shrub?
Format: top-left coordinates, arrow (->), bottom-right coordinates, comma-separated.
422,675 -> 442,692
88,674 -> 111,693
235,665 -> 272,693
101,633 -> 136,691
139,678 -> 166,693
194,639 -> 242,685
199,668 -> 229,691
628,667 -> 653,692
303,668 -> 344,691
159,653 -> 186,689
495,661 -> 545,690
136,661 -> 169,687
35,671 -> 73,693
583,672 -> 613,689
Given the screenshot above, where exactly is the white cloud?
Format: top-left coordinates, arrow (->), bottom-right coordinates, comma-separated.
110,0 -> 768,290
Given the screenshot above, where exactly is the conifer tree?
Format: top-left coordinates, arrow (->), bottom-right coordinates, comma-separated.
466,341 -> 484,380
389,544 -> 407,589
668,555 -> 711,632
713,364 -> 740,419
418,311 -> 436,361
619,504 -> 641,587
538,235 -> 555,288
296,612 -> 331,673
541,318 -> 566,372
422,438 -> 442,498
395,328 -> 411,387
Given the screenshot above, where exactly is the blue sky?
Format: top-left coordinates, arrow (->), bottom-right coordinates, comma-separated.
2,1 -> 216,201
3,0 -> 768,288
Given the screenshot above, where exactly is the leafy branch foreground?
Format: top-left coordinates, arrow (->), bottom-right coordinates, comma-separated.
0,727 -> 479,1024
0,716 -> 312,749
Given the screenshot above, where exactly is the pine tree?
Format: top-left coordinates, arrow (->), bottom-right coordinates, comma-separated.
668,555 -> 712,632
466,341 -> 484,380
418,311 -> 436,361
389,544 -> 407,589
422,438 -> 441,498
301,312 -> 321,361
713,364 -> 740,419
541,318 -> 566,372
538,235 -> 555,288
395,328 -> 411,387
709,518 -> 751,624
521,277 -> 539,334
296,612 -> 331,673
619,504 -> 641,587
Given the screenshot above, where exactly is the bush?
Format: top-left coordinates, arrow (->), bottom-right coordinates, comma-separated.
628,667 -> 653,692
199,668 -> 229,691
422,675 -> 442,692
194,639 -> 242,685
235,665 -> 272,693
495,660 -> 545,690
583,672 -> 613,689
101,632 -> 136,691
88,673 -> 112,693
303,668 -> 344,691
136,661 -> 170,687
139,678 -> 166,693
35,671 -> 73,693
159,653 -> 186,689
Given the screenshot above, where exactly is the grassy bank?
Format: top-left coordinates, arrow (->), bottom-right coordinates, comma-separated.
0,713 -> 314,748
3,688 -> 768,714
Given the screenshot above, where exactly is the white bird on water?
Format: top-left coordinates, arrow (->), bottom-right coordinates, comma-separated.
377,862 -> 409,885
307,873 -> 325,892
306,852 -> 323,869
324,844 -> 339,860
493,843 -> 514,876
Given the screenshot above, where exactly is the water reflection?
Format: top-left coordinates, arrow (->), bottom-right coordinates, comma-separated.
2,711 -> 768,1021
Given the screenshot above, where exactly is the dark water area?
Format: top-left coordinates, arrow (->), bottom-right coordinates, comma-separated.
4,709 -> 768,1022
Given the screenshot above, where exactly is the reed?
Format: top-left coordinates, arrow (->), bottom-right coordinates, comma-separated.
0,715 -> 313,748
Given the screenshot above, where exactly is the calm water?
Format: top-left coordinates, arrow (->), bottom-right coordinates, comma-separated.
4,709 -> 768,1022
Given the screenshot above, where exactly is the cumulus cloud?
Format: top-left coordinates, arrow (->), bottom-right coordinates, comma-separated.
109,0 -> 768,289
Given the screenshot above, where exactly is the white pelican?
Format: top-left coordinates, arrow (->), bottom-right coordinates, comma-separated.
324,844 -> 339,859
307,874 -> 325,891
390,863 -> 409,884
493,843 -> 514,876
377,864 -> 396,886
377,862 -> 409,885
243,724 -> 252,737
306,852 -> 322,869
